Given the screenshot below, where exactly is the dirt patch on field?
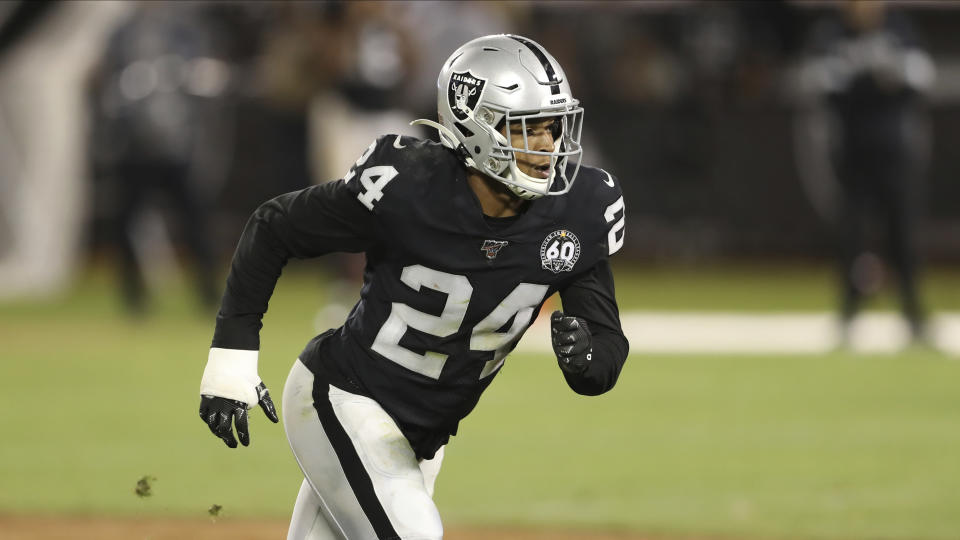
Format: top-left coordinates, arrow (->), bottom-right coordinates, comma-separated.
0,515 -> 692,540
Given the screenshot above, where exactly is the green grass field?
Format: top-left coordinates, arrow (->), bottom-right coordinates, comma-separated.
1,261 -> 959,539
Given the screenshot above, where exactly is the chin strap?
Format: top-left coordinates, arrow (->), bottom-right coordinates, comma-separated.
411,119 -> 477,168
504,160 -> 548,200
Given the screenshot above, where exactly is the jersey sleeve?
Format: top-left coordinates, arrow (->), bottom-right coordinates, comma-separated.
212,177 -> 376,351
597,169 -> 627,258
556,260 -> 629,395
557,181 -> 630,395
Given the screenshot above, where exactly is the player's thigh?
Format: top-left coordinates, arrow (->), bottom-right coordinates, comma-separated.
282,359 -> 443,540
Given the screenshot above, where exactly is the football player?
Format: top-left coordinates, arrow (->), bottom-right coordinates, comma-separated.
199,34 -> 629,539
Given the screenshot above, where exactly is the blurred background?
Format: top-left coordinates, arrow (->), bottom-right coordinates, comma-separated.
1,1 -> 960,539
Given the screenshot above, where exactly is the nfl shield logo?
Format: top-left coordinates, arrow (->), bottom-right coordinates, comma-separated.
481,239 -> 508,260
448,71 -> 487,121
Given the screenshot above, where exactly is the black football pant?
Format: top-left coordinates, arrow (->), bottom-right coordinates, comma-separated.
836,155 -> 924,335
112,160 -> 217,313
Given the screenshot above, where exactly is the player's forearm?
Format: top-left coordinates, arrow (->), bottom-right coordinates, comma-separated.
561,329 -> 628,396
555,260 -> 629,394
212,311 -> 265,350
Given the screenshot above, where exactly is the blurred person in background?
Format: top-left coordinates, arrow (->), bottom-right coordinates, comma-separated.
305,1 -> 422,328
218,2 -> 335,252
801,0 -> 935,346
0,1 -> 123,299
307,1 -> 419,180
399,1 -> 521,121
198,34 -> 628,539
88,2 -> 235,314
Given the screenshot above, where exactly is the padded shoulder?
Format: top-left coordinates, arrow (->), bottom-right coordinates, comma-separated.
571,165 -> 623,206
342,134 -> 461,214
566,164 -> 627,257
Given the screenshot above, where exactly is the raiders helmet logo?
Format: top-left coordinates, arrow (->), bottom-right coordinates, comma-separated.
449,71 -> 487,121
540,230 -> 581,273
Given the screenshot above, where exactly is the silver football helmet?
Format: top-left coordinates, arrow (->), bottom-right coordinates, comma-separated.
413,34 -> 584,200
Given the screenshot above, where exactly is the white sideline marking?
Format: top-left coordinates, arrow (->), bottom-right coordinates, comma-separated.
517,312 -> 960,355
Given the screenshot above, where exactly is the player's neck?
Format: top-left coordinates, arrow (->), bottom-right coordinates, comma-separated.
467,171 -> 529,218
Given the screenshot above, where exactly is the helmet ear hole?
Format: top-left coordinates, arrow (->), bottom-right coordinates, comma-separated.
478,107 -> 496,126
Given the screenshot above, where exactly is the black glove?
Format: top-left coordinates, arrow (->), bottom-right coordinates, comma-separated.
551,310 -> 593,375
199,382 -> 279,448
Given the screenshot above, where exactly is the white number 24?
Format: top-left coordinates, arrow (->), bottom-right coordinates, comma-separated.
344,139 -> 398,211
371,265 -> 548,380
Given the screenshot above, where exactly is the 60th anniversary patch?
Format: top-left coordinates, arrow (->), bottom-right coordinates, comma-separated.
540,229 -> 581,273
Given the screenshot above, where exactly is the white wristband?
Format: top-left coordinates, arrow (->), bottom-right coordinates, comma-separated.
199,348 -> 261,407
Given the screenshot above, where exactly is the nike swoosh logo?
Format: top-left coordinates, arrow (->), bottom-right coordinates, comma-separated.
602,170 -> 615,187
393,135 -> 405,149
493,83 -> 519,91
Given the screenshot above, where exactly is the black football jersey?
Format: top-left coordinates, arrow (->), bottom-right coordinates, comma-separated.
213,135 -> 628,459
